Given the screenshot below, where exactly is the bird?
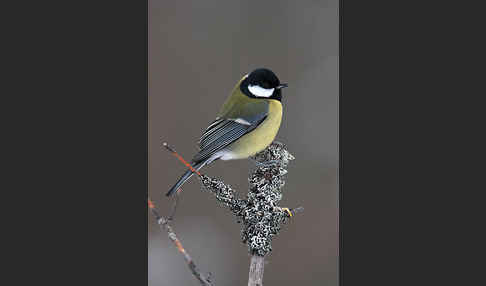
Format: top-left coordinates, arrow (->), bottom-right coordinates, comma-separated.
166,68 -> 288,197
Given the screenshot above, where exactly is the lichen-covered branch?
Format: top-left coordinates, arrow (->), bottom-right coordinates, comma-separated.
148,199 -> 214,286
200,141 -> 302,256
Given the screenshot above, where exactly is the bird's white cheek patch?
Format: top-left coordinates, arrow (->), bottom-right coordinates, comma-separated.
248,84 -> 274,98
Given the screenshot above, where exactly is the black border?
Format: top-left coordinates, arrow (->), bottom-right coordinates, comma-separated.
11,0 -> 149,284
339,1 -> 482,285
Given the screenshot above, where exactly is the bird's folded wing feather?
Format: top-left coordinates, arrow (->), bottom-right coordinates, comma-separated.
193,101 -> 268,163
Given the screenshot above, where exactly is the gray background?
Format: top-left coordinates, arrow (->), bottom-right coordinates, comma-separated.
149,1 -> 338,285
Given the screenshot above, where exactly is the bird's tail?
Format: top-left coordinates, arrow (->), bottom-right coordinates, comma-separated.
165,160 -> 208,197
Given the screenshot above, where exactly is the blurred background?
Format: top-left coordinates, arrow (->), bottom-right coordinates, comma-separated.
149,1 -> 338,285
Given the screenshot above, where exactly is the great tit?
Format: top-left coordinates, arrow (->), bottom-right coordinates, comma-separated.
166,68 -> 288,196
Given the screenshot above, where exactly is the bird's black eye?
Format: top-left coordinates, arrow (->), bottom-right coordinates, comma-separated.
261,82 -> 270,89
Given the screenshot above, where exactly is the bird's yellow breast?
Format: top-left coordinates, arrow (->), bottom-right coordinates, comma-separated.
226,99 -> 283,159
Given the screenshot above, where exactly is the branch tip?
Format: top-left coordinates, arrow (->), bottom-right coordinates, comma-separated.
162,142 -> 202,176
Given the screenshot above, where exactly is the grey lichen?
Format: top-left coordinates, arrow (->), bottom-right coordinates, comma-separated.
200,141 -> 300,257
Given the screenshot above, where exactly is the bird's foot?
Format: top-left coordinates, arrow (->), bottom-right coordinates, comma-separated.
274,206 -> 293,217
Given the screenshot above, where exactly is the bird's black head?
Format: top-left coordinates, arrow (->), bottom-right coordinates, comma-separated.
240,68 -> 288,101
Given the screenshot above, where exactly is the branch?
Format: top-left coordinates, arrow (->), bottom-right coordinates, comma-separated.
199,141 -> 302,285
148,198 -> 214,286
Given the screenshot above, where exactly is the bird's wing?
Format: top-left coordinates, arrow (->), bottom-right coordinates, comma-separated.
193,101 -> 269,163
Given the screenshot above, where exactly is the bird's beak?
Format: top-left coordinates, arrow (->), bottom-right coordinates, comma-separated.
277,83 -> 288,89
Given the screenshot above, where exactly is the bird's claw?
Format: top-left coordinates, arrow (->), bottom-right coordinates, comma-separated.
276,207 -> 292,217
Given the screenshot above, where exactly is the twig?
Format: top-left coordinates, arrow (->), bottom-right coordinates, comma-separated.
148,198 -> 214,286
160,139 -> 185,220
161,140 -> 203,202
162,141 -> 201,176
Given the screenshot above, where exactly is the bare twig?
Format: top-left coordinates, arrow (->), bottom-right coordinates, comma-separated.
148,198 -> 213,286
162,141 -> 201,176
160,139 -> 185,220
